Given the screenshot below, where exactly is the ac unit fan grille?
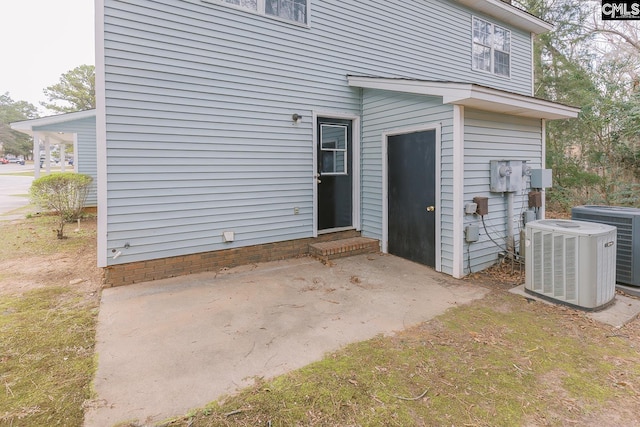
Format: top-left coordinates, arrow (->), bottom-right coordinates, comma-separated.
530,230 -> 578,303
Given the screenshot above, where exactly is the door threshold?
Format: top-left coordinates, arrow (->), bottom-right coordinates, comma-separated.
317,226 -> 355,235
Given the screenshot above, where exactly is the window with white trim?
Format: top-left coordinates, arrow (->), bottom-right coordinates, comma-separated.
472,17 -> 511,77
221,0 -> 308,24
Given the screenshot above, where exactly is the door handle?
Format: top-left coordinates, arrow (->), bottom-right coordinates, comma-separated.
426,205 -> 435,212
315,173 -> 321,184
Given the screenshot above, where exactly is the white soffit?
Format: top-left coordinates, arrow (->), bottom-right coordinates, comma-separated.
455,0 -> 553,34
11,109 -> 96,142
11,109 -> 96,133
347,76 -> 580,120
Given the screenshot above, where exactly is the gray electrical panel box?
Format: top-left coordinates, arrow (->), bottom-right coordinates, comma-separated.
465,224 -> 480,242
490,160 -> 523,193
531,169 -> 552,188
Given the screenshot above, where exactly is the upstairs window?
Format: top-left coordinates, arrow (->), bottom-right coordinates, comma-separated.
224,0 -> 257,9
266,0 -> 307,23
472,17 -> 511,78
220,0 -> 307,24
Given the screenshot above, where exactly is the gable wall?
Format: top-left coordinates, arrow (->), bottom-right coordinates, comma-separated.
101,0 -> 535,265
34,116 -> 98,206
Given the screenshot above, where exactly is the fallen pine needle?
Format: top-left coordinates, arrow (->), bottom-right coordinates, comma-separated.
393,388 -> 429,401
225,409 -> 247,417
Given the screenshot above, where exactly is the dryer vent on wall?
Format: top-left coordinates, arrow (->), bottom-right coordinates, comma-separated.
572,205 -> 640,287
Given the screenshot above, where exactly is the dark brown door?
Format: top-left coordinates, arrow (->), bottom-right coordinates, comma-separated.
387,130 -> 436,267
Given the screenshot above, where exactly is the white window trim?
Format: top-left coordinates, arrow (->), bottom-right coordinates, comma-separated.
202,0 -> 311,27
472,16 -> 511,79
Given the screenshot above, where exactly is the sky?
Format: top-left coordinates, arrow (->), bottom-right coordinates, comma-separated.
0,0 -> 95,114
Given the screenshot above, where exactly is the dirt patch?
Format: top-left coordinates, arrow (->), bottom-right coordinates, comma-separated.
0,216 -> 102,299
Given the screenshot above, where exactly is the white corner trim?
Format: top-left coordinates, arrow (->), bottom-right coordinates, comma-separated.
352,116 -> 362,232
452,105 -> 465,278
530,33 -> 535,97
541,119 -> 547,220
311,110 -> 318,237
95,0 -> 108,268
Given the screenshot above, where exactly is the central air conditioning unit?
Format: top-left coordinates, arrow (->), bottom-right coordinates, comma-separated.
572,205 -> 640,287
525,219 -> 617,311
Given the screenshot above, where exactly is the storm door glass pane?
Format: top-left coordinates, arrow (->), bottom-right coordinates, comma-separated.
320,124 -> 347,175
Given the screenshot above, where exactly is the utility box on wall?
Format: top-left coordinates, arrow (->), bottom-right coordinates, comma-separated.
490,160 -> 523,193
531,169 -> 552,189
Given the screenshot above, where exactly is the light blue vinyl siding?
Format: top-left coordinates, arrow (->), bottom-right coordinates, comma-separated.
102,0 -> 536,265
361,89 -> 454,275
33,116 -> 98,207
463,109 -> 542,273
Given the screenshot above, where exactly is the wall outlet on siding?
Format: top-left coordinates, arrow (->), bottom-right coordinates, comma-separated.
294,207 -> 300,215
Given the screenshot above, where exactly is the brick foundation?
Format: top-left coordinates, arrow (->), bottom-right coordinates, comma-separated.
102,230 -> 362,287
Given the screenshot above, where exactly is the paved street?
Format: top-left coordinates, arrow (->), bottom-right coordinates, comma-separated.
0,164 -> 34,220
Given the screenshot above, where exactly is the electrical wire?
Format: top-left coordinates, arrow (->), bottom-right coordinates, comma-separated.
518,186 -> 528,234
481,215 -> 519,258
482,214 -> 508,237
482,216 -> 511,245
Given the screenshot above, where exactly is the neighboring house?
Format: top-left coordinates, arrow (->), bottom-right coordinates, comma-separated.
95,0 -> 579,286
11,110 -> 98,207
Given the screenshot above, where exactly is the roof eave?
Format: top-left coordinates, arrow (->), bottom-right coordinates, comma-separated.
11,109 -> 97,134
454,0 -> 553,34
347,76 -> 580,120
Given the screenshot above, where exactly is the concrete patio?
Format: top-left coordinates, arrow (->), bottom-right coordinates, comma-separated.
85,253 -> 489,426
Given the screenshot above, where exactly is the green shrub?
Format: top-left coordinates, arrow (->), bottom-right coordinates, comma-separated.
29,172 -> 93,239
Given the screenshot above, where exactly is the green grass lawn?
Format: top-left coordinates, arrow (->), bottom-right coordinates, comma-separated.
2,215 -> 640,427
0,287 -> 97,426
0,215 -> 99,426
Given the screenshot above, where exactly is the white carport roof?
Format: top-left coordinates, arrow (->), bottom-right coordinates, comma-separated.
11,109 -> 96,143
347,76 -> 580,120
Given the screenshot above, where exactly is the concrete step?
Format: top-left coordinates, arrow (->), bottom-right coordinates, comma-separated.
309,237 -> 380,262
